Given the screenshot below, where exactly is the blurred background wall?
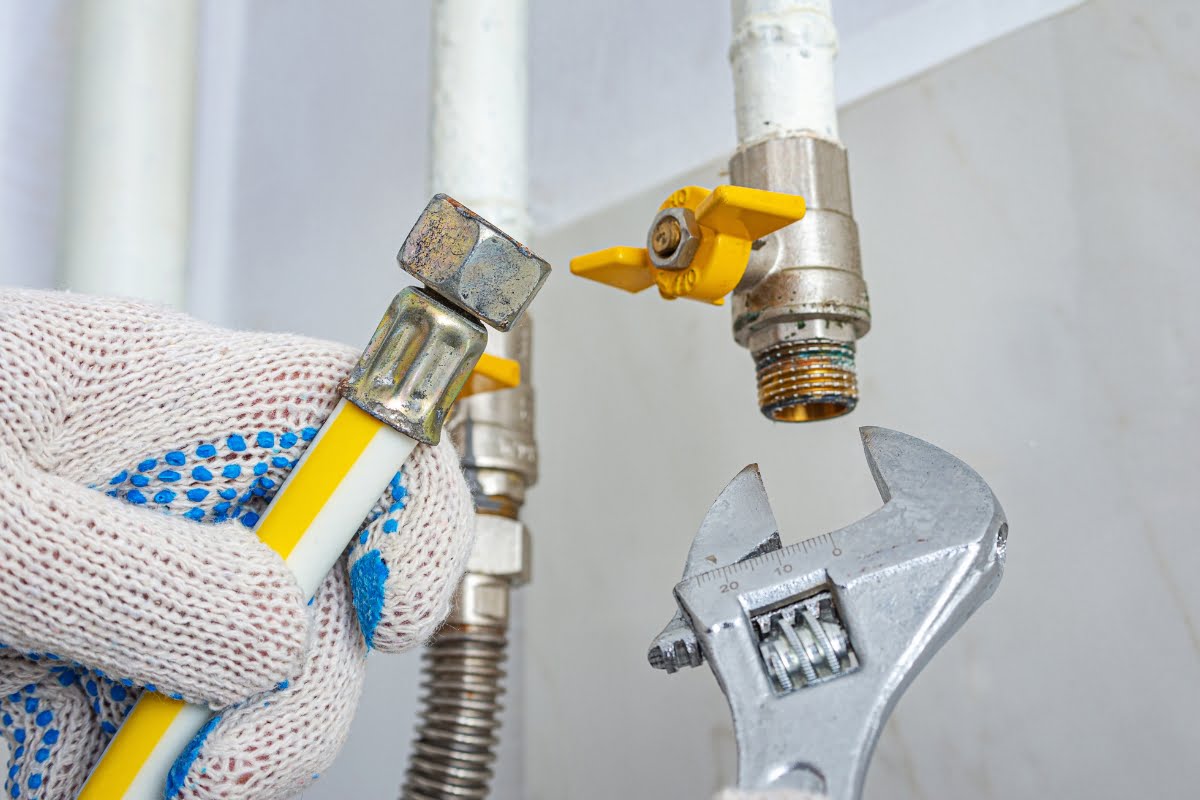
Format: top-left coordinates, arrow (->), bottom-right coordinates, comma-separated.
2,1 -> 1198,798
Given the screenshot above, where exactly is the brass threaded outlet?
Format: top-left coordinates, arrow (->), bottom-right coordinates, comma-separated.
754,339 -> 858,422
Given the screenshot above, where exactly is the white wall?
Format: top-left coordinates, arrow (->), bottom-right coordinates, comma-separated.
524,0 -> 1200,797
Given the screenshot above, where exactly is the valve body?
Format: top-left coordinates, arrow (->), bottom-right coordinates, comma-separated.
730,135 -> 870,421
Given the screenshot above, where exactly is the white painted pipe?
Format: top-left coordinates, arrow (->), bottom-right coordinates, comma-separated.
186,2 -> 247,326
430,0 -> 530,240
427,3 -> 530,799
60,0 -> 198,307
730,0 -> 841,148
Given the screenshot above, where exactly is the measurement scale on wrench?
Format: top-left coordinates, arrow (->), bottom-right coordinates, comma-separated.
649,427 -> 1008,799
693,531 -> 845,594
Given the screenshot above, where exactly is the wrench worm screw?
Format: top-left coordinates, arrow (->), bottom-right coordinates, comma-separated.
755,592 -> 856,694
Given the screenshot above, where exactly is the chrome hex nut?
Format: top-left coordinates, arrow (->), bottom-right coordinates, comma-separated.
398,194 -> 551,332
466,514 -> 531,585
646,206 -> 701,270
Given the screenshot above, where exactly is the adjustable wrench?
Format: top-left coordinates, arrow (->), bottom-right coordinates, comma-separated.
648,427 -> 1007,799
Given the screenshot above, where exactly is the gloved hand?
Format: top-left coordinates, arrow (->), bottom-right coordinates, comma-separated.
0,289 -> 475,799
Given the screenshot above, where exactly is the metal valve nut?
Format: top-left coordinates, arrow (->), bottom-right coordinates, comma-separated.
342,287 -> 487,445
448,572 -> 512,627
398,194 -> 551,332
646,206 -> 701,270
466,513 -> 531,585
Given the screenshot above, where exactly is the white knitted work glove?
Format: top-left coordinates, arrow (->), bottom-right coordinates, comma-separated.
0,289 -> 475,799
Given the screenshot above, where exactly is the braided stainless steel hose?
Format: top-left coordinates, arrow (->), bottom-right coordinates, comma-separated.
402,318 -> 535,800
404,623 -> 508,799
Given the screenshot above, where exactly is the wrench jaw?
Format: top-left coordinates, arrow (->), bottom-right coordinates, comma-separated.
857,426 -> 1007,560
648,464 -> 783,674
648,523 -> 785,673
668,428 -> 1007,800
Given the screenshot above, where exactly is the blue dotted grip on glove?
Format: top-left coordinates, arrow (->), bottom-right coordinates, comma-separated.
0,427 -> 413,799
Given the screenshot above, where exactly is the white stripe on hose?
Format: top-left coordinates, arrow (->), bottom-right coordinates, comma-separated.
284,421 -> 416,598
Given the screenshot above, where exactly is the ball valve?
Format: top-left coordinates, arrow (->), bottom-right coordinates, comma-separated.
571,185 -> 805,305
571,169 -> 868,423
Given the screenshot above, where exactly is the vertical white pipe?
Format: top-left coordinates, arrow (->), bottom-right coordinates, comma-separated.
428,2 -> 529,798
0,2 -> 73,289
60,0 -> 198,307
730,0 -> 841,148
186,2 -> 247,326
430,0 -> 530,241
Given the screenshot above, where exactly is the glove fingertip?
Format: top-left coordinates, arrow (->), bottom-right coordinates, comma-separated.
347,437 -> 475,654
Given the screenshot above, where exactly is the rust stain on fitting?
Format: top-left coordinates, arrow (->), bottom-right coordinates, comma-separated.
754,339 -> 858,422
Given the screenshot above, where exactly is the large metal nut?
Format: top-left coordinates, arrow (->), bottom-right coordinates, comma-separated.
466,513 -> 531,584
646,206 -> 701,270
398,194 -> 551,332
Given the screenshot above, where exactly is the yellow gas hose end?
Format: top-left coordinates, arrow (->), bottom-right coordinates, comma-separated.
77,194 -> 551,800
